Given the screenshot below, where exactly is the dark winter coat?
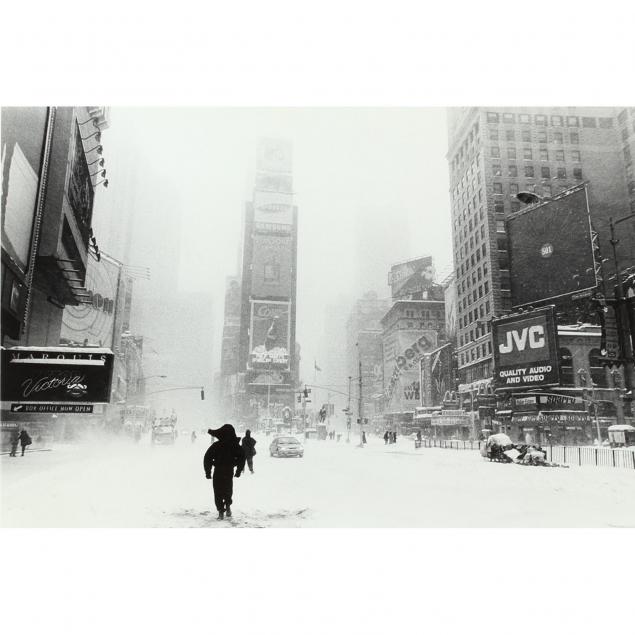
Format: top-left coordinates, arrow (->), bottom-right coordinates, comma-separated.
204,424 -> 245,478
241,432 -> 257,458
18,430 -> 32,447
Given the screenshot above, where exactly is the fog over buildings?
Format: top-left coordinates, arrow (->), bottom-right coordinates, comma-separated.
95,108 -> 453,392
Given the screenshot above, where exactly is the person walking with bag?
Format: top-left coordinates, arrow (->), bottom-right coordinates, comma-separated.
241,429 -> 257,474
203,424 -> 245,520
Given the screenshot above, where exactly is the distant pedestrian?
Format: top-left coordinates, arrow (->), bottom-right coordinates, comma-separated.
191,430 -> 197,444
18,429 -> 32,456
9,430 -> 19,457
204,424 -> 245,520
383,431 -> 389,445
362,430 -> 367,444
241,429 -> 257,474
416,430 -> 422,443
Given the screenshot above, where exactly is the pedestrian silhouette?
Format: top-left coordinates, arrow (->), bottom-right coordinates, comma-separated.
9,430 -> 19,457
241,429 -> 257,474
204,424 -> 245,520
18,430 -> 32,456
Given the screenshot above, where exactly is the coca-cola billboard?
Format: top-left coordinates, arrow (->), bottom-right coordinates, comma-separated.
248,300 -> 291,370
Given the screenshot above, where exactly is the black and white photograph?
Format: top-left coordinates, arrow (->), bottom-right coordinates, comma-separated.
2,2 -> 635,634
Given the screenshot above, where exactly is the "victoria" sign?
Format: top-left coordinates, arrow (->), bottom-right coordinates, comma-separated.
1,347 -> 114,404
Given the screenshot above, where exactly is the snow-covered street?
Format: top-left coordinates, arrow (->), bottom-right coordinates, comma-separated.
2,433 -> 635,528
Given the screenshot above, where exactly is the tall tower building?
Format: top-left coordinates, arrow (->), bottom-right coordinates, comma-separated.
235,139 -> 298,420
446,107 -> 635,391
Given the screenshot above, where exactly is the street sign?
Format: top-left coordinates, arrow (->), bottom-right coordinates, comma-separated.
10,403 -> 94,414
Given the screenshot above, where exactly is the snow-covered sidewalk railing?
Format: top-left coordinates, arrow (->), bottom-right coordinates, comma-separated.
417,438 -> 635,470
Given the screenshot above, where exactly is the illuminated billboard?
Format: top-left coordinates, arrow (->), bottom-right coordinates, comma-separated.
248,300 -> 291,370
492,306 -> 560,389
387,256 -> 435,300
1,347 -> 114,404
250,233 -> 294,297
507,186 -> 597,308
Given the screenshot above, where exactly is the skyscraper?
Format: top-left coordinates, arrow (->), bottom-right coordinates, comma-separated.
234,139 -> 299,420
446,107 -> 635,393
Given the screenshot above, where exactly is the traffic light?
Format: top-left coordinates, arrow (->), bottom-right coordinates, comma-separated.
200,388 -> 205,400
303,386 -> 309,398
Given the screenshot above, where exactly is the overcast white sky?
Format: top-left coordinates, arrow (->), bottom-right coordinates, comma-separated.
99,108 -> 453,381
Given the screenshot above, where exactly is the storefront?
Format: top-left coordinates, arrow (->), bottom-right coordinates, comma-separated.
430,410 -> 472,440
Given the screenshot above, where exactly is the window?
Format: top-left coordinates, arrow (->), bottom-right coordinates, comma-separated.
553,131 -> 563,144
525,165 -> 535,178
521,130 -> 531,142
510,201 -> 520,212
573,167 -> 583,179
567,115 -> 579,127
582,116 -> 596,128
505,129 -> 515,142
508,165 -> 518,177
618,109 -> 628,126
491,146 -> 500,158
535,114 -> 547,126
570,131 -> 579,144
557,167 -> 567,179
494,202 -> 504,215
485,300 -> 490,313
537,130 -> 547,143
509,182 -> 519,195
503,113 -> 515,124
541,166 -> 551,179
489,128 -> 499,141
482,244 -> 487,256
507,147 -> 517,160
519,114 -> 531,124
487,112 -> 499,124
523,147 -> 533,160
553,149 -> 564,162
571,150 -> 581,162
551,115 -> 563,127
539,148 -> 549,161
492,164 -> 502,176
493,182 -> 503,194
484,281 -> 489,293
543,183 -> 552,196
599,117 -> 614,129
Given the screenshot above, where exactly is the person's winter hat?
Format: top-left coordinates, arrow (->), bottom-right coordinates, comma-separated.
208,424 -> 237,440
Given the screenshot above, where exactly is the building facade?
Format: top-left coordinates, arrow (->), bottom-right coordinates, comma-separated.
232,139 -> 299,421
446,107 -> 635,401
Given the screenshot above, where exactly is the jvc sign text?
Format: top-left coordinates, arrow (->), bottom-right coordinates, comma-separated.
499,325 -> 545,354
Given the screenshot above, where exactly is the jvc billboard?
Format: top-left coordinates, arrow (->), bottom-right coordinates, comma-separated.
492,306 -> 560,389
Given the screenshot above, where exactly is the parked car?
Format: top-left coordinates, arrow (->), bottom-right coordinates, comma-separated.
270,436 -> 304,458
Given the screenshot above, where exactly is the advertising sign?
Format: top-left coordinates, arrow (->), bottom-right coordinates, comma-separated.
250,233 -> 294,297
492,306 -> 560,389
60,253 -> 121,347
1,347 -> 114,404
384,330 -> 437,411
420,343 -> 454,407
387,256 -> 435,300
68,123 -> 95,244
248,300 -> 291,370
507,186 -> 597,307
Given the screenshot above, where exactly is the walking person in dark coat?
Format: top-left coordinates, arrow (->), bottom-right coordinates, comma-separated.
241,429 -> 257,474
9,430 -> 20,457
204,424 -> 245,520
383,430 -> 389,445
18,429 -> 32,456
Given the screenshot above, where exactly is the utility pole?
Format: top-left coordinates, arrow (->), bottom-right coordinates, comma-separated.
358,347 -> 364,448
347,375 -> 352,443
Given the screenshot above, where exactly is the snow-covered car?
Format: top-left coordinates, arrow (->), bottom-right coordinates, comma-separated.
270,436 -> 304,458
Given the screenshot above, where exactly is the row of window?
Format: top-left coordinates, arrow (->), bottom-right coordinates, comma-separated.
459,339 -> 492,366
493,166 -> 582,184
451,122 -> 481,173
491,146 -> 580,161
487,112 -> 614,129
490,128 -> 580,145
459,298 -> 491,335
